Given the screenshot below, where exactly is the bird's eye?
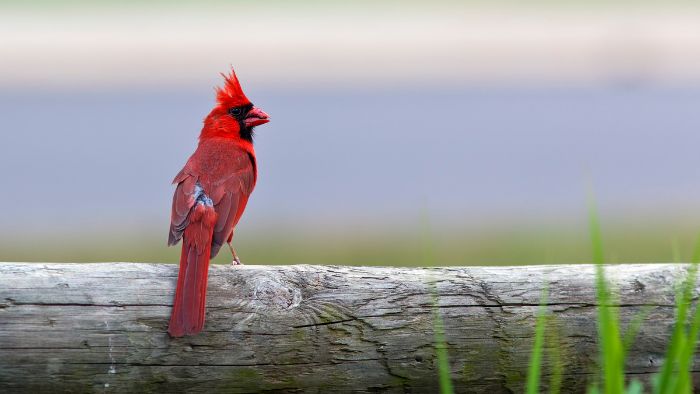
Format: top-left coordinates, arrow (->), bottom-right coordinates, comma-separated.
229,107 -> 242,117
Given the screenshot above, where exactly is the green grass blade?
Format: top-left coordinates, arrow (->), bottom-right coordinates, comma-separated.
422,212 -> 454,394
655,269 -> 694,393
588,196 -> 605,266
654,286 -> 687,394
595,267 -> 625,394
671,238 -> 682,263
526,287 -> 548,394
671,235 -> 700,393
431,284 -> 454,394
587,385 -> 601,394
588,193 -> 625,394
654,235 -> 700,394
546,318 -> 564,394
677,300 -> 700,393
624,379 -> 643,394
622,305 -> 652,359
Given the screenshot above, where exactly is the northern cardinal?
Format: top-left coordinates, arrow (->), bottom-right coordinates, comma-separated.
167,69 -> 269,337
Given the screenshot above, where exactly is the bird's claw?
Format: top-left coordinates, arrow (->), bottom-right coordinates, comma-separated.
231,257 -> 243,266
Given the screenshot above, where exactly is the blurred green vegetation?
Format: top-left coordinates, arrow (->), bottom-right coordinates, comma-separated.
2,217 -> 698,265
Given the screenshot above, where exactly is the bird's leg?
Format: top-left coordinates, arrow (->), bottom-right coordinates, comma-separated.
227,241 -> 243,266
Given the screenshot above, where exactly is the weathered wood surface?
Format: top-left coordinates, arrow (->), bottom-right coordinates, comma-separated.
0,263 -> 698,393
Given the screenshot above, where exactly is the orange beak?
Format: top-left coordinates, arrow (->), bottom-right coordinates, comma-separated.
244,106 -> 270,128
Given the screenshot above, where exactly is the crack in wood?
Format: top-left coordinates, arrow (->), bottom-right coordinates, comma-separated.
292,318 -> 357,328
4,302 -> 172,308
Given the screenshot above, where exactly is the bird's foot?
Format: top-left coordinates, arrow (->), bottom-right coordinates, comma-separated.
227,241 -> 243,266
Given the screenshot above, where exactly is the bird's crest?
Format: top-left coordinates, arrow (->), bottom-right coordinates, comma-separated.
215,68 -> 250,107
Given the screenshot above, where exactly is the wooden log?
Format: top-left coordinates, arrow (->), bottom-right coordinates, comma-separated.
0,262 -> 697,393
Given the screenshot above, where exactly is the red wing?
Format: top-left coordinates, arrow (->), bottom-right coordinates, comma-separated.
168,171 -> 197,246
209,163 -> 255,258
168,140 -> 256,257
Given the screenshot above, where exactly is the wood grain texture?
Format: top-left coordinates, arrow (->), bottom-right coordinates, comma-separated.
0,262 -> 698,393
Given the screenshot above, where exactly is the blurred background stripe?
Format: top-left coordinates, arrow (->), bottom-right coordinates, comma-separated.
2,1 -> 700,265
3,1 -> 700,88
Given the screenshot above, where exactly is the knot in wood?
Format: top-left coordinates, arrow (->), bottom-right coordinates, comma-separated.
249,274 -> 302,310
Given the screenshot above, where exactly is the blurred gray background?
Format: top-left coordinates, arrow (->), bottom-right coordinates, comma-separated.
2,1 -> 700,265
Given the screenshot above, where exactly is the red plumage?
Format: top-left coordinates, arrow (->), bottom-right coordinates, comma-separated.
167,69 -> 269,337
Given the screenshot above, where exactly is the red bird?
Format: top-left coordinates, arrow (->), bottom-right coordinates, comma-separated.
167,70 -> 269,337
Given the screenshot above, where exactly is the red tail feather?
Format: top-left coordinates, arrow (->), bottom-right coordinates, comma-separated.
168,203 -> 218,337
